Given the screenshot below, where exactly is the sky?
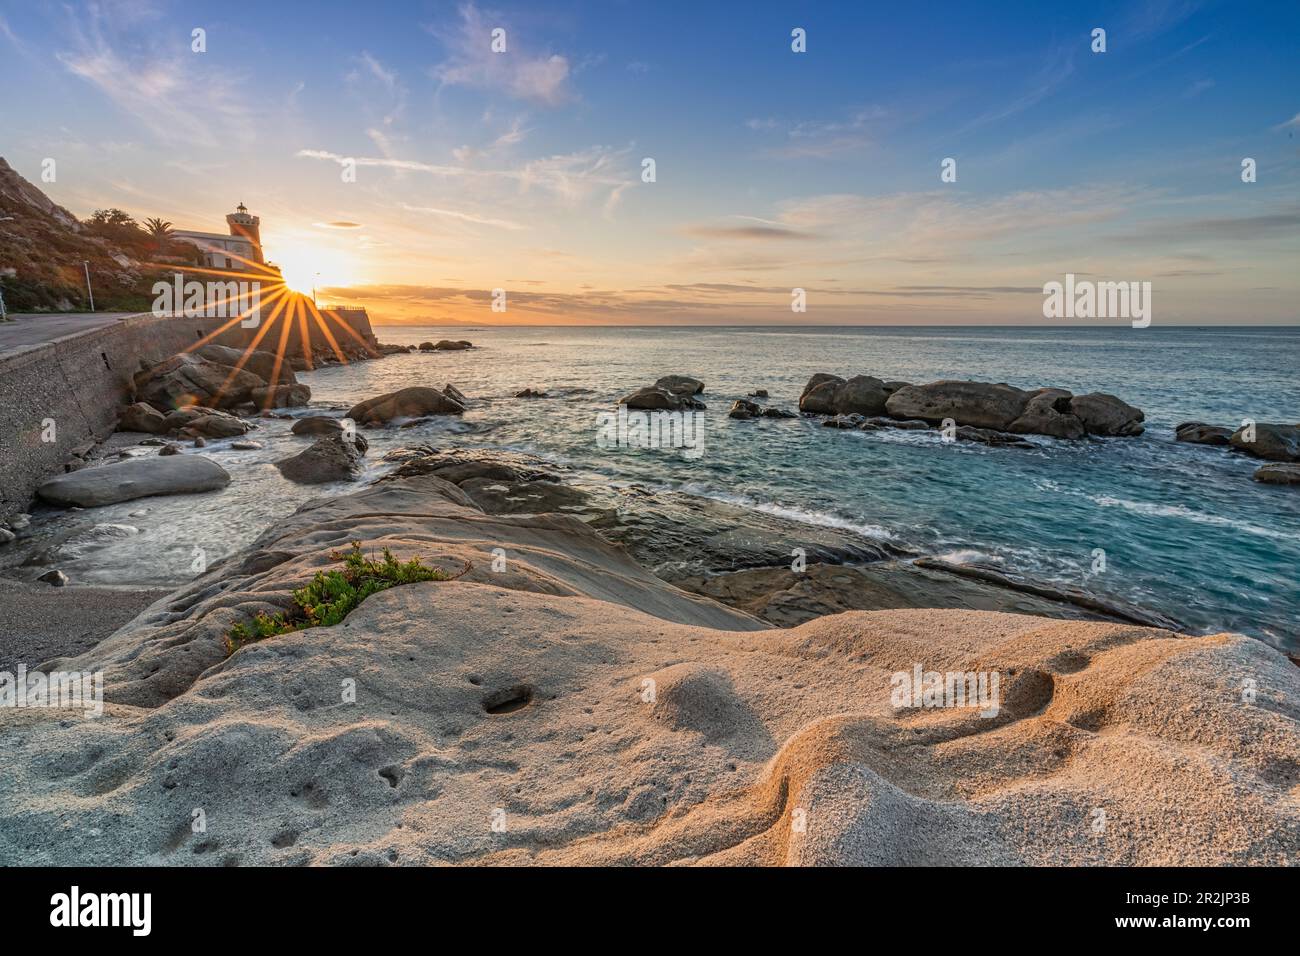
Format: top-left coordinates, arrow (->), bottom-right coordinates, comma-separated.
1,0 -> 1298,326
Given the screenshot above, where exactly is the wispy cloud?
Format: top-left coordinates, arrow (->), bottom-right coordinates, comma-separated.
400,203 -> 526,230
55,3 -> 255,148
429,3 -> 571,105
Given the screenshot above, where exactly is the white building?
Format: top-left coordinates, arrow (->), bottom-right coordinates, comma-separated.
173,202 -> 265,271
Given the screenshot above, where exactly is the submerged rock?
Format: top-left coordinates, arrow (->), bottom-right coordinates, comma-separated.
1253,463 -> 1300,485
515,388 -> 550,399
36,456 -> 232,507
1176,422 -> 1233,446
728,399 -> 761,420
954,425 -> 1036,448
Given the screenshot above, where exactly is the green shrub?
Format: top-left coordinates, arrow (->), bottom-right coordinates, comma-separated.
225,542 -> 466,654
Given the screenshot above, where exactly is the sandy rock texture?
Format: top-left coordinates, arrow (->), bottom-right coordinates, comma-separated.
0,475 -> 1295,866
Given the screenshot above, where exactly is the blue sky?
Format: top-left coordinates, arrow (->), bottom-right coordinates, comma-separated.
1,0 -> 1297,324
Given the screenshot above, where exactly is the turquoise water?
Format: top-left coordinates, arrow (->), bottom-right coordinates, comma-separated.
307,325 -> 1299,651
19,324 -> 1296,652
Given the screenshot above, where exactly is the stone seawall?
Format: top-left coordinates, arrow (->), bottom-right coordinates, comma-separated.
0,308 -> 377,521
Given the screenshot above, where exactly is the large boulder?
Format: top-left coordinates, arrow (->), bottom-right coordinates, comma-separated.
251,383 -> 311,408
433,339 -> 473,350
347,386 -> 466,425
1069,393 -> 1145,436
1253,463 -> 1300,485
274,434 -> 366,484
620,385 -> 705,411
1009,388 -> 1085,440
799,374 -> 891,416
1230,423 -> 1300,462
885,380 -> 1030,430
195,344 -> 298,385
655,375 -> 705,396
1175,422 -> 1233,446
36,456 -> 231,507
133,352 -> 264,411
116,402 -> 169,435
162,406 -> 252,439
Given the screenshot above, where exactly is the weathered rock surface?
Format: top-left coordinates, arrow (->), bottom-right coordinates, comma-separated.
1253,463 -> 1300,485
291,416 -> 348,437
955,425 -> 1036,448
1176,422 -> 1233,446
275,435 -> 366,484
195,344 -> 299,386
133,353 -> 265,411
2,472 -> 1294,866
1069,392 -> 1145,436
655,375 -> 705,396
799,374 -> 892,416
1231,423 -> 1300,462
884,380 -> 1144,439
347,387 -> 466,425
886,380 -> 1030,430
1009,389 -> 1086,440
252,383 -> 311,408
163,406 -> 252,439
117,402 -> 169,435
620,385 -> 705,411
36,456 -> 232,507
677,561 -> 1136,629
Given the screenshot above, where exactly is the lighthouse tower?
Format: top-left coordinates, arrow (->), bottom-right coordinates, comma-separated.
225,202 -> 264,264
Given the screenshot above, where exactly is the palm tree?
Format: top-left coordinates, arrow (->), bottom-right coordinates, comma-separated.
143,217 -> 174,253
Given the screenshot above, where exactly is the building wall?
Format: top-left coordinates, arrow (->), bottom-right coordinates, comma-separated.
0,307 -> 378,521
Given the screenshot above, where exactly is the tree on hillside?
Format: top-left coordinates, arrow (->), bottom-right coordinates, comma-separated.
86,208 -> 138,231
143,217 -> 174,253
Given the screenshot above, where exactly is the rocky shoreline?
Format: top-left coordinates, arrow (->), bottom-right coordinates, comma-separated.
1,445 -> 1295,865
2,344 -> 1297,865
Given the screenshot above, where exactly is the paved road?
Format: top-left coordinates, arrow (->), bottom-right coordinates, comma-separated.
0,312 -> 147,359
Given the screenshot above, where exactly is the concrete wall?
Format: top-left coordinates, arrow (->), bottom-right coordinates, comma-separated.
0,307 -> 377,521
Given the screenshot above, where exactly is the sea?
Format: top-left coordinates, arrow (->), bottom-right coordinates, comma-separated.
18,325 -> 1299,653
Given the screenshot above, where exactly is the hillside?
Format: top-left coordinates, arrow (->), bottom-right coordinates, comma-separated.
0,156 -> 200,313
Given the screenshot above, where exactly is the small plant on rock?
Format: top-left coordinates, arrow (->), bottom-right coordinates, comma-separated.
225,541 -> 468,654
